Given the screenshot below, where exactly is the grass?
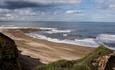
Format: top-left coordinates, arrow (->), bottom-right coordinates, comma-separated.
34,45 -> 113,70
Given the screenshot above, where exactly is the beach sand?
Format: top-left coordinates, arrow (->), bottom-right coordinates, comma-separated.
0,27 -> 95,69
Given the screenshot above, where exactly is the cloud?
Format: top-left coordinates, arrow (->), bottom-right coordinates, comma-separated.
1,0 -> 115,22
0,8 -> 37,20
0,1 -> 39,9
26,0 -> 81,4
0,0 -> 81,5
0,0 -> 64,9
0,0 -> 81,9
65,10 -> 84,16
95,0 -> 115,9
65,10 -> 82,14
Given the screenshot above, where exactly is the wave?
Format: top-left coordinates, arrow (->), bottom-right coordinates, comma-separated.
39,27 -> 72,34
96,34 -> 115,43
1,25 -> 15,27
74,38 -> 99,47
46,29 -> 72,34
63,34 -> 68,36
26,33 -> 99,47
0,25 -> 22,29
39,27 -> 56,30
0,25 -> 39,29
26,33 -> 115,49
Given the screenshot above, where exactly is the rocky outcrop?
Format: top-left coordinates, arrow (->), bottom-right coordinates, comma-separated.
91,49 -> 115,70
92,53 -> 115,70
105,54 -> 115,70
0,33 -> 21,70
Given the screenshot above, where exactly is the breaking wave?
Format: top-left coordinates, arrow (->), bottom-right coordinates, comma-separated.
39,27 -> 72,34
26,33 -> 115,49
26,33 -> 99,47
45,29 -> 72,34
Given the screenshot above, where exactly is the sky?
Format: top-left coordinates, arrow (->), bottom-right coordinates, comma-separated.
0,0 -> 115,22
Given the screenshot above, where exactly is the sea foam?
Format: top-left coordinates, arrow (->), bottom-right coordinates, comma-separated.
26,33 -> 115,49
46,29 -> 72,34
96,34 -> 115,43
26,33 -> 99,47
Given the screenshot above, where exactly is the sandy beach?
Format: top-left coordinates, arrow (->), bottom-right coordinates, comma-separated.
0,27 -> 95,69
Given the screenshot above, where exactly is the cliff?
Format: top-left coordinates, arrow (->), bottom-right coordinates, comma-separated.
0,33 -> 21,70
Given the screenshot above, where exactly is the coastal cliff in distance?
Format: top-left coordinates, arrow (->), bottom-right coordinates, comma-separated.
0,33 -> 21,70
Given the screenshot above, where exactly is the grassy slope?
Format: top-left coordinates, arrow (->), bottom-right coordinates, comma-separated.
35,46 -> 113,70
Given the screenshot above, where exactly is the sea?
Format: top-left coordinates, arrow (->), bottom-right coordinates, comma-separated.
0,21 -> 115,49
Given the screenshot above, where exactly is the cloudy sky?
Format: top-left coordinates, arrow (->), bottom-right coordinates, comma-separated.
0,0 -> 115,22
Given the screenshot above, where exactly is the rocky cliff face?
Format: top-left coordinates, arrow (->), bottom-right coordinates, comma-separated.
0,33 -> 21,70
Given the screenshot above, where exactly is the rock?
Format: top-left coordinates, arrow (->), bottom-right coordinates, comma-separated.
0,33 -> 21,70
91,48 -> 115,70
104,53 -> 115,70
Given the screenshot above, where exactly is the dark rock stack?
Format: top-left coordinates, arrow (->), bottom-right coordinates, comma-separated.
0,33 -> 21,70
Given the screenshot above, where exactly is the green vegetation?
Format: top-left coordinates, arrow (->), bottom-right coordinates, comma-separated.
35,46 -> 113,70
35,60 -> 77,70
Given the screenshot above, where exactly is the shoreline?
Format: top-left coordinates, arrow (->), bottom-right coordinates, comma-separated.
0,27 -> 95,64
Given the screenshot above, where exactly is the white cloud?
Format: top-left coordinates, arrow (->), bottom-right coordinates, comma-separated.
0,8 -> 32,20
95,0 -> 115,9
65,10 -> 84,16
66,10 -> 81,14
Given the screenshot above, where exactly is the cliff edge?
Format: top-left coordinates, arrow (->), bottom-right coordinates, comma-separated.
0,33 -> 21,70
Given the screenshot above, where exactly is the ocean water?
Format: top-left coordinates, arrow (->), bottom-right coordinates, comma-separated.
1,21 -> 115,48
